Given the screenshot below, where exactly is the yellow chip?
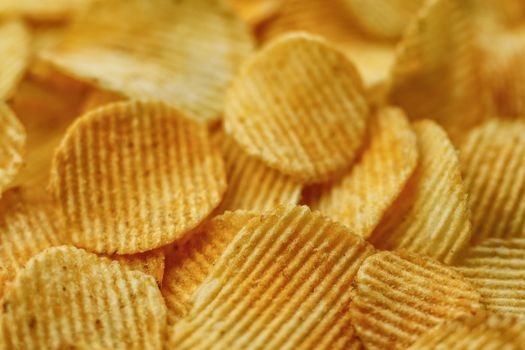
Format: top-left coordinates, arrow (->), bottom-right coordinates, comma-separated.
370,120 -> 472,264
342,0 -> 424,39
49,100 -> 226,254
40,0 -> 254,124
0,103 -> 26,194
112,249 -> 165,286
0,246 -> 166,349
0,187 -> 62,298
0,20 -> 30,100
225,32 -> 370,183
162,210 -> 257,326
407,312 -> 525,350
459,119 -> 525,242
349,251 -> 483,350
0,0 -> 92,21
214,129 -> 302,213
388,0 -> 484,142
167,206 -> 375,349
305,107 -> 418,238
455,238 -> 525,316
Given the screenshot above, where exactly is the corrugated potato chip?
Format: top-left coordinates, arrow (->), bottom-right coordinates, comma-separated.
0,187 -> 62,298
49,100 -> 226,254
0,246 -> 166,350
112,249 -> 165,286
455,238 -> 525,316
0,20 -> 30,100
389,0 -> 484,142
305,107 -> 418,238
407,312 -> 525,350
0,103 -> 26,194
214,129 -> 302,212
162,211 -> 257,326
459,119 -> 525,243
167,205 -> 375,349
225,32 -> 370,183
349,251 -> 483,350
40,0 -> 254,124
370,120 -> 472,264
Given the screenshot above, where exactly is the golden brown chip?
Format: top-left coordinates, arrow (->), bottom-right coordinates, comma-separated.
342,0 -> 424,39
226,0 -> 281,27
0,20 -> 30,100
0,103 -> 26,194
455,238 -> 525,316
407,312 -> 525,350
0,246 -> 166,350
0,0 -> 92,21
389,0 -> 484,142
40,0 -> 254,124
349,250 -> 483,350
370,120 -> 472,264
112,249 -> 165,286
0,187 -> 62,298
225,32 -> 370,183
162,211 -> 257,326
167,206 -> 375,349
81,88 -> 125,114
305,107 -> 418,238
49,100 -> 226,254
214,129 -> 302,212
459,119 -> 525,243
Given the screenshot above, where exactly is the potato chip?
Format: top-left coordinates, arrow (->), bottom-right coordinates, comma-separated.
0,20 -> 30,101
0,246 -> 166,350
50,100 -> 226,254
162,211 -> 257,326
370,120 -> 472,264
407,312 -> 525,350
388,0 -> 484,142
305,107 -> 418,238
0,0 -> 92,21
167,206 -> 375,349
455,238 -> 525,316
342,0 -> 424,39
40,0 -> 254,124
214,129 -> 302,212
112,249 -> 165,286
227,0 -> 281,27
81,88 -> 124,114
349,251 -> 483,350
225,32 -> 370,183
459,119 -> 525,243
0,103 -> 26,194
0,187 -> 62,298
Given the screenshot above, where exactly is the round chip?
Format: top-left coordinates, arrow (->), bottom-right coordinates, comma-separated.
0,20 -> 30,100
167,206 -> 375,349
407,312 -> 525,350
225,32 -> 370,183
0,246 -> 166,350
49,100 -> 226,254
349,251 -> 483,350
459,119 -> 525,243
455,238 -> 525,316
370,120 -> 472,264
0,103 -> 26,194
40,0 -> 254,124
214,129 -> 302,213
306,107 -> 418,238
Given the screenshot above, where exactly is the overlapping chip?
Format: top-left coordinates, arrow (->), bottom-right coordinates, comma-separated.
0,20 -> 30,100
370,120 -> 472,264
112,249 -> 165,286
167,206 -> 375,349
305,107 -> 418,238
226,0 -> 281,27
349,251 -> 483,350
49,100 -> 226,254
455,238 -> 525,316
214,129 -> 302,213
225,32 -> 370,183
0,103 -> 26,194
389,0 -> 484,142
40,0 -> 254,124
407,312 -> 525,349
459,119 -> 525,243
0,246 -> 166,349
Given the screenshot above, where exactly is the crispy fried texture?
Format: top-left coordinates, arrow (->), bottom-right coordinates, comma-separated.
112,249 -> 165,286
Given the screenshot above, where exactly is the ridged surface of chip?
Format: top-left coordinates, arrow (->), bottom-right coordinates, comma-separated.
0,103 -> 26,194
112,249 -> 165,286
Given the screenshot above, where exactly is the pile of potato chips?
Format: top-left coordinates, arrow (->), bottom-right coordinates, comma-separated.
1,0 -> 525,349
